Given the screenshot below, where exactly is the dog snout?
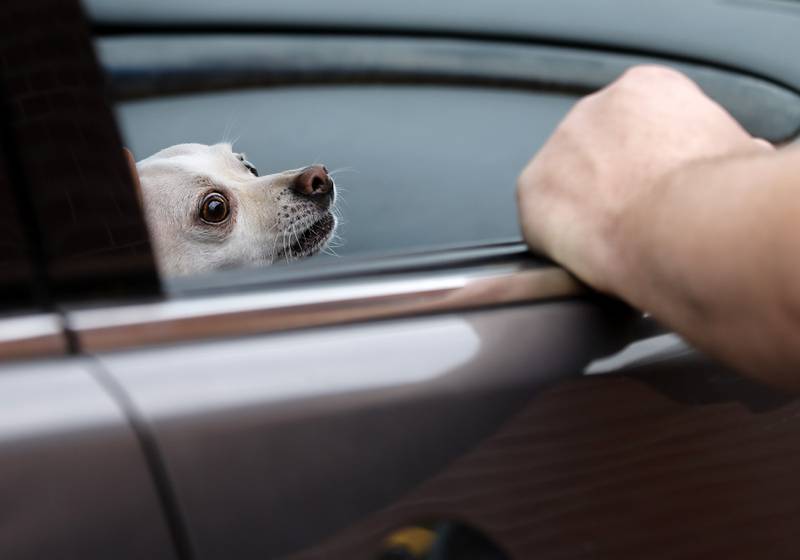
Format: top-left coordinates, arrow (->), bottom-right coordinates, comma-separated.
292,165 -> 334,208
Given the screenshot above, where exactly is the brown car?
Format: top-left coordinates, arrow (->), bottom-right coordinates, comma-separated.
1,1 -> 800,559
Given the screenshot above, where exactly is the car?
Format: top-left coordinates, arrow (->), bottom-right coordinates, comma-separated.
2,0 -> 800,559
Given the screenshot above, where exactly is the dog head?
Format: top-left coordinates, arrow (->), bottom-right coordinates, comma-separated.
135,143 -> 337,277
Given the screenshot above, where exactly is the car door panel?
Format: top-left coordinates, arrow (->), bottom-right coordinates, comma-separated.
88,287 -> 800,559
93,299 -> 626,559
287,357 -> 800,559
0,358 -> 178,560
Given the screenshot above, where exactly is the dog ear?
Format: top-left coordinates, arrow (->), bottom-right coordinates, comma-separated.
123,148 -> 144,208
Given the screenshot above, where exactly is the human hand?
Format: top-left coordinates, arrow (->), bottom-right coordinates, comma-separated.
516,65 -> 770,294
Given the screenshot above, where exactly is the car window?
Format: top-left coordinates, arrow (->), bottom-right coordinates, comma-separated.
92,35 -> 576,281
84,3 -> 800,289
114,83 -> 570,255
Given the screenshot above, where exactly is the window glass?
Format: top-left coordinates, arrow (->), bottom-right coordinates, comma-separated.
92,31 -> 579,280
85,1 -> 800,287
114,85 -> 573,258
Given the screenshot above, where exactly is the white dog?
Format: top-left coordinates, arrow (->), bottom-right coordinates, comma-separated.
129,143 -> 337,277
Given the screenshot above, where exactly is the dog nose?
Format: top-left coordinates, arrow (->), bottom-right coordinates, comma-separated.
292,165 -> 334,207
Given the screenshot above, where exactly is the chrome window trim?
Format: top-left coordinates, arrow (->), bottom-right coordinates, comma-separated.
67,263 -> 583,352
0,313 -> 68,360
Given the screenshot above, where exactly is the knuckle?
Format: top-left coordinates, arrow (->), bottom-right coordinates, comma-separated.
600,65 -> 701,104
569,91 -> 604,117
616,64 -> 692,89
574,91 -> 600,108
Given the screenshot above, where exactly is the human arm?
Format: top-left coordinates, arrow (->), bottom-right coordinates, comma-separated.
516,65 -> 800,386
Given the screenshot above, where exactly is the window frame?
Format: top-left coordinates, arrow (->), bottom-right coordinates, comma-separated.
1,0 -> 161,308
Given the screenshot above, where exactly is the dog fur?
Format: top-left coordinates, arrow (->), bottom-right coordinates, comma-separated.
135,143 -> 337,277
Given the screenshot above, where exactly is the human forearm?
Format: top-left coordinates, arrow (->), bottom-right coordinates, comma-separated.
517,66 -> 800,385
611,147 -> 800,384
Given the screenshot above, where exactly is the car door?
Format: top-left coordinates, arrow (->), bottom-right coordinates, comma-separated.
84,1 -> 800,558
3,1 -> 800,559
0,2 -> 175,558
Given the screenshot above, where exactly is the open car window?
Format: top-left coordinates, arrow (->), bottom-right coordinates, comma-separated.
91,28 -> 800,290
113,81 -> 566,259
96,35 -> 581,284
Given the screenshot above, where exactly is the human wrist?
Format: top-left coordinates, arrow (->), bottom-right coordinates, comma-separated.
592,167 -> 675,302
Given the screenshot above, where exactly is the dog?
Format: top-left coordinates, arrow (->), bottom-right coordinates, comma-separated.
129,143 -> 337,277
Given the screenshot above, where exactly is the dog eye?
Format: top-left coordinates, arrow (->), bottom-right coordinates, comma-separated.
243,161 -> 258,176
200,193 -> 230,224
236,153 -> 258,176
